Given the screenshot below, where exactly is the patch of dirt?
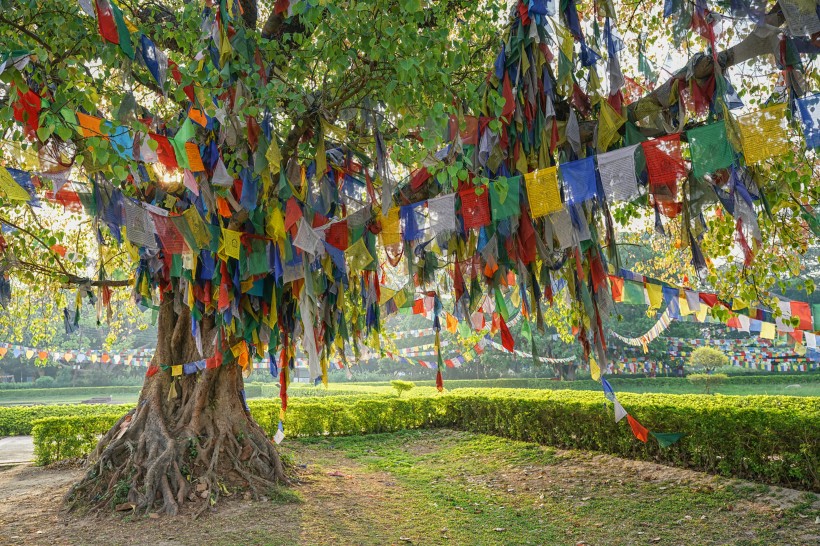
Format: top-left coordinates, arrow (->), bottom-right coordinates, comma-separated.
0,447 -> 427,546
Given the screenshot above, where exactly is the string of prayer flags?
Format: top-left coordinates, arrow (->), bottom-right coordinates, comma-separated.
525,167 -> 562,218
687,121 -> 734,178
736,103 -> 789,165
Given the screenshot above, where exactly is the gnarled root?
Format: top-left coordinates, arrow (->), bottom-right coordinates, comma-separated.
66,300 -> 290,516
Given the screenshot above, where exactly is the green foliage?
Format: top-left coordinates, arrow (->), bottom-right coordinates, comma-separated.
31,414 -> 122,465
0,403 -> 133,435
688,373 -> 730,394
688,347 -> 730,370
390,380 -> 415,397
33,376 -> 54,388
24,390 -> 820,491
0,385 -> 141,404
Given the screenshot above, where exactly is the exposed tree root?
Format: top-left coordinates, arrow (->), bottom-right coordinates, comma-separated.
66,300 -> 290,516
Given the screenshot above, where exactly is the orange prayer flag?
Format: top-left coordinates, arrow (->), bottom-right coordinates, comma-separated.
445,313 -> 459,334
609,275 -> 624,302
627,414 -> 649,443
185,142 -> 205,172
76,112 -> 106,138
216,197 -> 232,218
189,107 -> 208,127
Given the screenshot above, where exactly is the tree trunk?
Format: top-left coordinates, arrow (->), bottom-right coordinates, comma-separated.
66,298 -> 288,516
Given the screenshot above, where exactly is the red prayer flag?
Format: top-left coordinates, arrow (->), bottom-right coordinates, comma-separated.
500,315 -> 515,352
12,88 -> 41,138
459,186 -> 491,230
609,276 -> 624,302
791,301 -> 813,330
641,135 -> 686,200
150,134 -> 179,170
501,72 -> 515,121
284,198 -> 303,230
699,292 -> 718,308
627,414 -> 649,443
435,369 -> 444,392
325,220 -> 349,250
95,0 -> 120,44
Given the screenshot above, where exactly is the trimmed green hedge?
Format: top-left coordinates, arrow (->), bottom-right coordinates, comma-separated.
32,414 -> 123,465
18,389 -> 820,491
0,404 -> 134,436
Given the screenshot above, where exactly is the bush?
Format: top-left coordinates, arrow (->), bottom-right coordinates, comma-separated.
390,380 -> 415,397
687,373 -> 729,394
21,389 -> 820,491
0,404 -> 134,435
31,414 -> 123,465
688,347 -> 729,370
33,376 -> 55,388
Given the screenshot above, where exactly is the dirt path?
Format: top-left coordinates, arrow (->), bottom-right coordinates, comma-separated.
0,430 -> 817,546
0,436 -> 34,465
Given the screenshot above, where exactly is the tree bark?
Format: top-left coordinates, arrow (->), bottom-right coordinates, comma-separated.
67,298 -> 288,516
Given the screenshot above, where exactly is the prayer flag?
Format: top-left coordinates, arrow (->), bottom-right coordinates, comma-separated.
627,414 -> 649,442
687,121 -> 734,178
524,167 -> 562,218
459,186 -> 491,230
736,103 -> 789,165
597,144 -> 640,202
559,157 -> 597,204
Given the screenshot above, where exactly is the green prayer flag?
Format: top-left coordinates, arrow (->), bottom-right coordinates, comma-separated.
812,303 -> 820,331
651,431 -> 684,448
170,254 -> 182,278
171,117 -> 196,170
622,280 -> 646,305
494,287 -> 510,321
111,2 -> 134,60
489,176 -> 521,221
687,121 -> 734,179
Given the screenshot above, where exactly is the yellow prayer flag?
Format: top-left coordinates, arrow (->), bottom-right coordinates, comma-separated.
0,166 -> 32,201
589,356 -> 601,381
266,139 -> 282,175
379,286 -> 397,306
598,100 -> 625,151
737,103 -> 788,165
171,365 -> 183,377
346,237 -> 374,272
220,228 -> 243,260
393,289 -> 407,309
525,166 -> 562,218
678,295 -> 692,317
380,207 -> 402,246
760,321 -> 776,339
646,283 -> 663,310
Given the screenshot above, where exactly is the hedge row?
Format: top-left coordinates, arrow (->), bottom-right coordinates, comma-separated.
0,404 -> 134,435
31,414 -> 123,465
21,389 -> 820,491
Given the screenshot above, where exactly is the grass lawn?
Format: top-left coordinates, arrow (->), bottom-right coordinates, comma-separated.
1,429 -> 817,545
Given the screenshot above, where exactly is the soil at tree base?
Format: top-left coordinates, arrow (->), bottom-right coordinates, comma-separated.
0,430 -> 818,545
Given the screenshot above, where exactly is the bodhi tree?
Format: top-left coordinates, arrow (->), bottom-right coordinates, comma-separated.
0,0 -> 818,516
